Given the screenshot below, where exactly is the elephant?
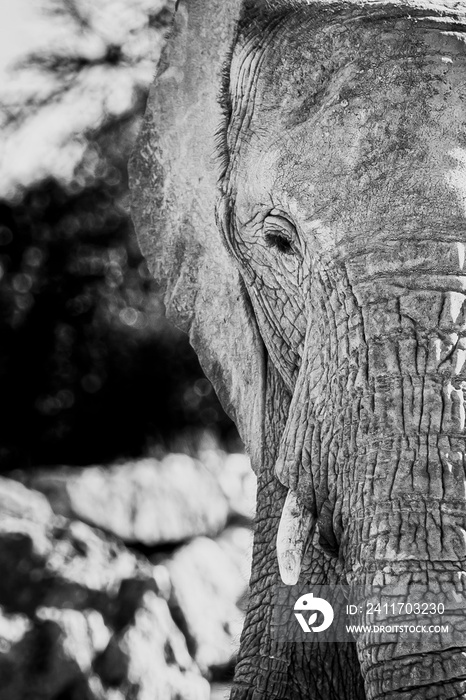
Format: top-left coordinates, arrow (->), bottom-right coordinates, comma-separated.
129,0 -> 466,698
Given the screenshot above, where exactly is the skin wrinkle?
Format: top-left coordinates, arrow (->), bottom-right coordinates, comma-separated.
232,361 -> 365,700
230,211 -> 308,386
218,7 -> 466,700
225,17 -> 288,191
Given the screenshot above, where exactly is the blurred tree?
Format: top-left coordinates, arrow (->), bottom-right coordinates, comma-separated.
0,0 -> 238,470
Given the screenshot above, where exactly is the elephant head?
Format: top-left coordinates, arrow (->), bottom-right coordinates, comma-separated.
130,1 -> 466,698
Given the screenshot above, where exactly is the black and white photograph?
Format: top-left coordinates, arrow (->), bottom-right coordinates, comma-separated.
1,1 -> 466,698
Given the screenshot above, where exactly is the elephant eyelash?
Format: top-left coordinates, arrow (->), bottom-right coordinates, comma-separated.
264,231 -> 295,255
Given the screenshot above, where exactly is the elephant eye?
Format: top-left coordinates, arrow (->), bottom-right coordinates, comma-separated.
265,231 -> 293,255
263,214 -> 298,257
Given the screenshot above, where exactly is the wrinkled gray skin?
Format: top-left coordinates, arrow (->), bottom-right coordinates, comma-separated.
131,2 -> 466,698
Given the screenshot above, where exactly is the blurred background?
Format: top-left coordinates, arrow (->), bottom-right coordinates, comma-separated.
0,0 -> 242,469
0,2 -> 254,698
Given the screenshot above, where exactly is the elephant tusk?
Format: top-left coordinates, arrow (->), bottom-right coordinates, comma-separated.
277,489 -> 316,586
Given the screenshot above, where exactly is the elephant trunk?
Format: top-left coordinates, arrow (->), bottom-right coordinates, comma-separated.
343,371 -> 466,699
276,247 -> 466,696
344,359 -> 466,699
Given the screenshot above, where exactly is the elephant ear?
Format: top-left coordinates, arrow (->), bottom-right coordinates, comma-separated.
129,0 -> 265,469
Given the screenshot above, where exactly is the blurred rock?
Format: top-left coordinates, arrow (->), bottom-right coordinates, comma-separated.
0,608 -> 32,699
216,454 -> 256,522
216,527 -> 253,612
112,576 -> 159,631
0,477 -> 53,525
43,520 -> 150,605
0,458 -> 256,699
167,535 -> 250,672
0,476 -> 211,698
0,476 -> 54,564
0,606 -> 108,700
0,480 -> 152,615
0,607 -> 32,652
210,683 -> 232,700
0,478 -> 56,614
36,607 -> 112,667
30,456 -> 230,545
152,563 -> 172,601
97,590 -> 209,700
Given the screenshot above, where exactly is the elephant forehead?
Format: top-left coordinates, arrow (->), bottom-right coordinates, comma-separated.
230,12 -> 466,136
232,18 -> 466,249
